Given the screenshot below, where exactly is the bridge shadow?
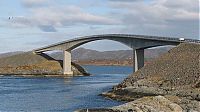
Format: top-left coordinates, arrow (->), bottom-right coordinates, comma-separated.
38,53 -> 83,71
38,53 -> 55,60
38,53 -> 64,68
40,57 -> 89,75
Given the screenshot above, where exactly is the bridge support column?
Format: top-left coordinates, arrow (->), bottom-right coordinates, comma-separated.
134,49 -> 144,72
63,50 -> 73,75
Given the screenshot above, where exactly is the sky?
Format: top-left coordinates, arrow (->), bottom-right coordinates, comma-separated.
0,0 -> 199,53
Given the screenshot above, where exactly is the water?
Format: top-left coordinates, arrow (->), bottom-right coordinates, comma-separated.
0,65 -> 132,112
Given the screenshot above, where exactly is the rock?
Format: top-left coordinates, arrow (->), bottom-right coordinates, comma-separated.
80,95 -> 200,112
195,82 -> 200,88
168,103 -> 183,112
165,95 -> 200,111
75,109 -> 120,112
111,95 -> 183,112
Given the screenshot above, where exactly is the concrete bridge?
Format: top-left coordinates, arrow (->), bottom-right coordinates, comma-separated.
33,34 -> 200,75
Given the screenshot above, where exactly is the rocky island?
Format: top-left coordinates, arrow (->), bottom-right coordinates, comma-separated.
0,52 -> 90,76
77,43 -> 200,112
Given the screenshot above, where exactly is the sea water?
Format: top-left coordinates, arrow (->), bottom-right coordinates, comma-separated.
0,65 -> 132,112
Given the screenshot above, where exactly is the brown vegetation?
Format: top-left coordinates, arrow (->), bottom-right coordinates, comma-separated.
0,52 -> 89,76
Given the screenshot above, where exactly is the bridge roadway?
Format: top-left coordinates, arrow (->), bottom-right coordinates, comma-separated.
33,34 -> 200,75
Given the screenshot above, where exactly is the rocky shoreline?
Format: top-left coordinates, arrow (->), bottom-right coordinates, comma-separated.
76,43 -> 200,112
76,95 -> 199,112
102,86 -> 200,100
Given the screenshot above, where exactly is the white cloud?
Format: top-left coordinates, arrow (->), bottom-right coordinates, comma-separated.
21,0 -> 48,7
5,3 -> 120,32
31,6 -> 119,26
108,0 -> 199,38
163,0 -> 198,12
2,0 -> 199,38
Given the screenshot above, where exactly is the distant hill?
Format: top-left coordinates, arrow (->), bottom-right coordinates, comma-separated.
0,51 -> 24,59
0,47 -> 172,66
50,47 -> 172,61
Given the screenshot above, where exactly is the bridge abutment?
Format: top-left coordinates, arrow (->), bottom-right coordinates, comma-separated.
63,50 -> 73,75
134,49 -> 144,72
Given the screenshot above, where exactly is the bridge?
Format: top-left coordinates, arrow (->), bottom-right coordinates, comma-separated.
33,34 -> 200,75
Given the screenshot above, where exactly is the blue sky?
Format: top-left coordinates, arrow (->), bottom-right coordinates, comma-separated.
0,0 -> 199,53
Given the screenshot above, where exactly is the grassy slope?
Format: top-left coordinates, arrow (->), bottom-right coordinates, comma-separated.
0,52 -> 89,75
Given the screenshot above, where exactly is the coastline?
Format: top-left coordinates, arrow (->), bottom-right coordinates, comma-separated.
76,43 -> 200,112
76,61 -> 151,67
0,74 -> 87,78
0,52 -> 91,77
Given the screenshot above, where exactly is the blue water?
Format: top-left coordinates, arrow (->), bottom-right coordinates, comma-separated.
0,65 -> 132,112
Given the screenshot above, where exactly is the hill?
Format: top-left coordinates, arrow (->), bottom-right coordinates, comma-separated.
97,43 -> 200,112
50,47 -> 171,66
0,52 -> 89,76
117,43 -> 200,89
0,51 -> 23,58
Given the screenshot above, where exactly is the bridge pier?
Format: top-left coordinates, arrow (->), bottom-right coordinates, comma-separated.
63,50 -> 73,75
134,49 -> 144,72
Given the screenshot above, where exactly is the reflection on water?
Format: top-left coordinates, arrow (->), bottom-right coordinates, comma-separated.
0,65 -> 132,112
63,77 -> 73,84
